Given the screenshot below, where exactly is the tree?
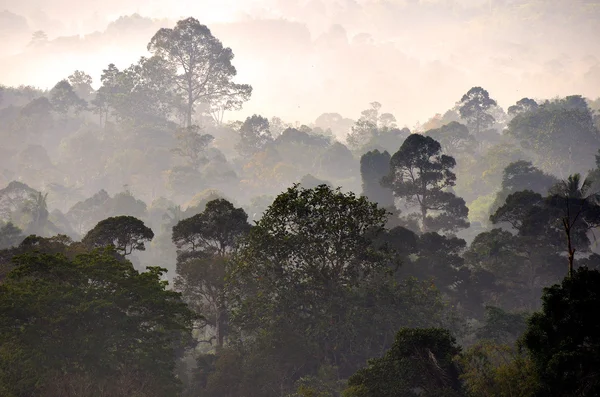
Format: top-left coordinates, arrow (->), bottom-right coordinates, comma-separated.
66,189 -> 112,235
268,116 -> 290,137
499,161 -> 557,197
383,134 -> 469,233
236,114 -> 273,158
490,160 -> 558,215
172,125 -> 215,170
14,97 -> 54,135
148,17 -> 252,127
82,216 -> 154,256
458,87 -> 497,136
523,267 -> 600,396
464,228 -> 536,310
110,190 -> 148,218
67,70 -> 94,100
0,250 -> 195,396
360,150 -> 394,208
28,30 -> 47,46
344,328 -> 463,397
379,112 -> 397,129
22,191 -> 51,236
489,187 -> 593,302
347,102 -> 405,152
506,96 -> 600,176
0,181 -> 39,222
92,63 -> 120,126
111,56 -> 179,126
411,232 -> 467,297
0,222 -> 23,250
172,199 -> 250,348
228,184 -> 393,332
475,306 -> 529,344
347,102 -> 380,149
290,364 -> 347,397
425,121 -> 477,155
547,173 -> 600,277
0,235 -> 83,281
226,184 -> 447,391
459,341 -> 538,397
507,97 -> 538,116
317,142 -> 357,180
490,190 -> 546,232
228,185 -> 387,374
49,79 -> 87,116
315,112 -> 355,139
272,127 -> 331,175
299,174 -> 332,190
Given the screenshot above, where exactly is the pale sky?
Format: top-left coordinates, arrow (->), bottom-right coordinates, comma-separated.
1,0 -> 600,129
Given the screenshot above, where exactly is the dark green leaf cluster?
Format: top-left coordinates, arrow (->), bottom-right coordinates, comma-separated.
345,328 -> 463,397
0,249 -> 195,396
384,134 -> 470,233
82,215 -> 154,256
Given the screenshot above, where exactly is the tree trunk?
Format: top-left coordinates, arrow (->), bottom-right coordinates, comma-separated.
421,205 -> 428,233
564,218 -> 575,278
186,78 -> 194,127
215,304 -> 225,348
186,98 -> 193,127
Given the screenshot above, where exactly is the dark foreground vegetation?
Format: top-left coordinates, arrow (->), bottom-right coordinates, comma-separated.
1,15 -> 600,397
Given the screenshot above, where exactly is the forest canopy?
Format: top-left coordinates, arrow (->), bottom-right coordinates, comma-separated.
1,10 -> 600,397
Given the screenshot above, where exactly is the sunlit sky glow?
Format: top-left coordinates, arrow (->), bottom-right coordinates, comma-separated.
1,0 -> 600,129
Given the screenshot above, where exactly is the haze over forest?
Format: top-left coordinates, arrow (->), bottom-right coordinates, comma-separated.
2,0 -> 600,127
2,1 -> 600,396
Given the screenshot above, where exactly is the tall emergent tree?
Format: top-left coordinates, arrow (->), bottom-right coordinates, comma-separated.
92,63 -> 121,126
458,86 -> 497,136
383,134 -> 469,233
173,199 -> 251,347
547,174 -> 600,277
148,17 -> 252,127
360,149 -> 394,208
82,216 -> 154,256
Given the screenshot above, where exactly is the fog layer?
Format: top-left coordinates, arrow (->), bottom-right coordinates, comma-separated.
2,0 -> 600,126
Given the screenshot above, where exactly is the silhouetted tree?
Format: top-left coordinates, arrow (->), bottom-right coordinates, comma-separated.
384,134 -> 469,233
148,17 -> 252,127
82,216 -> 154,256
360,149 -> 394,208
458,87 -> 497,136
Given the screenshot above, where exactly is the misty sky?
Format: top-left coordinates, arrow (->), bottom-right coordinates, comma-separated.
1,0 -> 600,128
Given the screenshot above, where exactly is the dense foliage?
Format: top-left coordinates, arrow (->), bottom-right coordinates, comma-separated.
1,10 -> 600,397
0,249 -> 195,397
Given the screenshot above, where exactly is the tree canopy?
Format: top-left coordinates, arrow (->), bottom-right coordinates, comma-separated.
384,134 -> 469,233
82,216 -> 154,256
0,250 -> 195,396
148,17 -> 252,127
